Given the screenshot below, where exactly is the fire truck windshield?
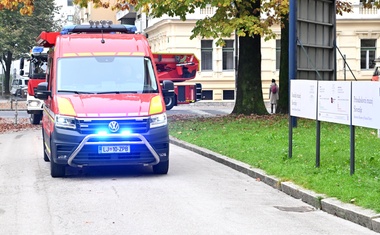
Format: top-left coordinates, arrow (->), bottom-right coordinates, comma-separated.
57,56 -> 159,94
30,59 -> 47,79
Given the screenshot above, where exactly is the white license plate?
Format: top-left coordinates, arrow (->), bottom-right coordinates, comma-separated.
98,145 -> 130,154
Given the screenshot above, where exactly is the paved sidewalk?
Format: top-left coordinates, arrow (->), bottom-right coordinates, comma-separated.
170,136 -> 380,233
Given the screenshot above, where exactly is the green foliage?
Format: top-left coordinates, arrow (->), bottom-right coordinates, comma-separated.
0,0 -> 61,94
169,115 -> 380,212
0,0 -> 61,58
135,0 -> 287,46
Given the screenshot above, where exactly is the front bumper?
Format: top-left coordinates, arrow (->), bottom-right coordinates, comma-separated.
50,125 -> 169,168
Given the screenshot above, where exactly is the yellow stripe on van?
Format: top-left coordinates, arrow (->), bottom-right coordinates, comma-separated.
57,97 -> 76,116
77,52 -> 93,56
131,52 -> 145,56
117,52 -> 132,56
93,52 -> 116,56
63,53 -> 77,57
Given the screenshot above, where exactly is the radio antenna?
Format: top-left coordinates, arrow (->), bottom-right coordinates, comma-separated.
101,30 -> 105,44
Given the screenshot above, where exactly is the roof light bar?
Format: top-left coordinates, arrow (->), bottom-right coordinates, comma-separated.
61,21 -> 136,35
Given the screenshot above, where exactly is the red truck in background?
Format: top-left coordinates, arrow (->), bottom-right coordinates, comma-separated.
19,32 -> 61,124
34,21 -> 177,177
26,39 -> 201,113
19,45 -> 52,124
153,53 -> 202,110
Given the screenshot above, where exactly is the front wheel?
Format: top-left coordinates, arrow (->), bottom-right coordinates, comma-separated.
153,160 -> 169,174
164,96 -> 175,110
30,113 -> 42,125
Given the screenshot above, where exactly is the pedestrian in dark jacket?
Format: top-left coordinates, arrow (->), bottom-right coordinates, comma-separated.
269,79 -> 279,114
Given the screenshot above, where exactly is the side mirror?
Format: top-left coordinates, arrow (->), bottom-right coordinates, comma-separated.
34,82 -> 51,100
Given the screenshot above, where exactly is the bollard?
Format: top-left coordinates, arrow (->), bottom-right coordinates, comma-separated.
14,97 -> 18,125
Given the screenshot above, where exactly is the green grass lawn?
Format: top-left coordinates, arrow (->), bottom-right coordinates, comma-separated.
168,114 -> 380,212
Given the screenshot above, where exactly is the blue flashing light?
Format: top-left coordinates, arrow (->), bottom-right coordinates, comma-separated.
61,25 -> 75,35
121,130 -> 131,136
122,25 -> 137,34
60,23 -> 137,35
97,130 -> 108,136
32,46 -> 44,53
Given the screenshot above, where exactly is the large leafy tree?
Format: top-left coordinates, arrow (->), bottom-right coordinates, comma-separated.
132,0 -> 288,115
0,0 -> 60,95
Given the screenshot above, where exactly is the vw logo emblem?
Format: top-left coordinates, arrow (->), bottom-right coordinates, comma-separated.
108,121 -> 120,132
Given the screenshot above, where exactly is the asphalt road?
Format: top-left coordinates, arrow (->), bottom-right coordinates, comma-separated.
0,129 -> 377,235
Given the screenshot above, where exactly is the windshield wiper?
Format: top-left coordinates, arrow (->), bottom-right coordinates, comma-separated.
58,90 -> 95,94
96,91 -> 138,94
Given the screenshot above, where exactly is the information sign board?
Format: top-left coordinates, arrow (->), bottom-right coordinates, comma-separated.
317,81 -> 351,125
290,80 -> 317,119
352,81 -> 380,129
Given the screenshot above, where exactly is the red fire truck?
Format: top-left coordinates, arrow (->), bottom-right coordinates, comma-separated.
29,36 -> 201,112
153,53 -> 202,109
20,45 -> 54,124
34,21 -> 180,177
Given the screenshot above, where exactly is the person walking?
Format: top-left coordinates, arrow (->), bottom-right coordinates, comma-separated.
269,79 -> 279,114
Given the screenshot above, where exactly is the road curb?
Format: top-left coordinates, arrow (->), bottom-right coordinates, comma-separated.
169,136 -> 380,233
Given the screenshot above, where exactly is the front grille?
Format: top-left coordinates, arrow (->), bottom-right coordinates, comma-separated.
77,118 -> 149,135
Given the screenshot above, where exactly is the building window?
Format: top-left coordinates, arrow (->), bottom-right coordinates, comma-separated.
201,40 -> 213,71
67,15 -> 73,22
223,40 -> 234,70
276,39 -> 281,70
202,90 -> 213,100
361,39 -> 376,70
223,90 -> 234,100
67,0 -> 73,6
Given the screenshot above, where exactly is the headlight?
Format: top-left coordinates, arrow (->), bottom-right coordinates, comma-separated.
28,100 -> 41,107
150,113 -> 167,128
55,115 -> 76,129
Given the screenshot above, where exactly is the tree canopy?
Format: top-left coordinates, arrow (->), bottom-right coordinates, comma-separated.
0,0 -> 60,94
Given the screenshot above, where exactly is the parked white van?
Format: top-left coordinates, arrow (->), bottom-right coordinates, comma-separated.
10,77 -> 29,97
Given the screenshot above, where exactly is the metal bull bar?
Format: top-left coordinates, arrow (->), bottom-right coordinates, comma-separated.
67,133 -> 160,168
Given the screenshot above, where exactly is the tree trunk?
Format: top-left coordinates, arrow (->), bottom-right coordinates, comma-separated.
277,15 -> 289,114
1,51 -> 13,95
232,35 -> 267,115
3,51 -> 13,95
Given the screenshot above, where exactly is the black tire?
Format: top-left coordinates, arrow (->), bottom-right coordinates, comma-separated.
164,96 -> 175,110
50,160 -> 66,178
153,160 -> 169,174
30,113 -> 42,125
